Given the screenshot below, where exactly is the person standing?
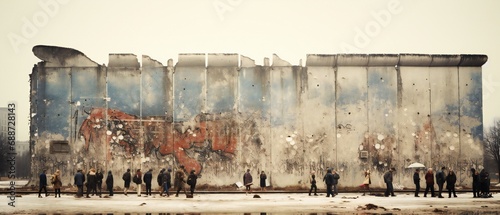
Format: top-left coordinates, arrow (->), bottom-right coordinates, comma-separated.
332,170 -> 340,196
187,169 -> 198,196
324,169 -> 334,197
424,168 -> 435,197
446,169 -> 457,198
96,168 -> 103,198
471,168 -> 480,198
436,166 -> 446,198
174,165 -> 187,197
52,169 -> 62,198
74,169 -> 85,198
259,171 -> 267,191
361,169 -> 371,196
134,169 -> 143,197
122,168 -> 131,196
162,168 -> 172,197
309,171 -> 317,196
157,168 -> 165,195
383,167 -> 396,197
105,170 -> 114,196
413,169 -> 421,197
243,169 -> 253,193
479,169 -> 490,197
86,168 -> 97,198
143,169 -> 153,196
38,169 -> 48,198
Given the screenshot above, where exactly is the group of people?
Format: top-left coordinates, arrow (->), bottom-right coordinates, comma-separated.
306,168 -> 340,197
73,168 -> 110,198
242,169 -> 268,193
37,169 -> 62,198
38,166 -> 492,199
413,167 -> 492,198
37,165 -> 200,199
120,165 -> 198,198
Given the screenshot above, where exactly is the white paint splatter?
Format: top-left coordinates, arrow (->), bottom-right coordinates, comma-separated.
106,130 -> 112,135
359,145 -> 364,150
375,143 -> 381,149
337,134 -> 341,138
377,134 -> 385,141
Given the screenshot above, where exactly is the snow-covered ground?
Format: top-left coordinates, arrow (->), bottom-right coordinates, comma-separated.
1,191 -> 499,214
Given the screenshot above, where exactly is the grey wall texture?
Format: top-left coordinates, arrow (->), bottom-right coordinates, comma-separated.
29,45 -> 487,189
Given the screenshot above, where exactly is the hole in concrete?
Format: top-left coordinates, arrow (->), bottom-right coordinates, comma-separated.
348,112 -> 351,115
183,88 -> 186,90
466,84 -> 468,86
417,112 -> 420,115
412,83 -> 415,86
252,84 -> 254,87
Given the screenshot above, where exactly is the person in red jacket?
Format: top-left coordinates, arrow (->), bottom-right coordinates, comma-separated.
424,168 -> 435,197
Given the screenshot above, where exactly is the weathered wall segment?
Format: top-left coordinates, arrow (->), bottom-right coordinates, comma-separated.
30,45 -> 487,189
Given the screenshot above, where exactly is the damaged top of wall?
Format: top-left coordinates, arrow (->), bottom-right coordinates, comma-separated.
32,45 -> 99,67
33,45 -> 489,68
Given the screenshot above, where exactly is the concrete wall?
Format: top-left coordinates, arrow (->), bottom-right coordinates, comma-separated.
30,45 -> 487,189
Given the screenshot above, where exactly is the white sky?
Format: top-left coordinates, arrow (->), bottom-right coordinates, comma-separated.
1,0 -> 499,141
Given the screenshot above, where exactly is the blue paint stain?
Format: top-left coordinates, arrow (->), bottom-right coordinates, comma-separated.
461,71 -> 483,139
142,68 -> 167,116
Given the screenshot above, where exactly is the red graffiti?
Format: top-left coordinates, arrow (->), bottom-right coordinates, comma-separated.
79,108 -> 237,174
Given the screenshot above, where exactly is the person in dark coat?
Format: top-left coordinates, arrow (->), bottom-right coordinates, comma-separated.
134,169 -> 143,197
86,168 -> 97,198
243,169 -> 253,193
413,169 -> 421,197
74,169 -> 85,198
446,169 -> 457,198
435,166 -> 446,198
259,171 -> 267,191
471,168 -> 480,198
105,170 -> 114,196
324,169 -> 334,197
309,172 -> 317,196
143,169 -> 153,196
157,168 -> 165,194
479,169 -> 490,197
174,165 -> 187,197
424,168 -> 435,197
332,170 -> 340,196
162,168 -> 172,197
187,169 -> 198,196
122,168 -> 131,196
383,168 -> 396,197
38,169 -> 48,198
96,168 -> 104,197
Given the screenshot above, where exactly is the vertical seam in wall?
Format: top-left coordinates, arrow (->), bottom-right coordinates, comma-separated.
428,66 -> 432,169
365,64 -> 370,172
139,67 -> 143,170
395,55 -> 402,171
457,66 -> 461,181
171,63 -> 176,167
333,60 -> 338,170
